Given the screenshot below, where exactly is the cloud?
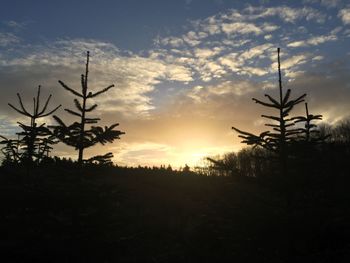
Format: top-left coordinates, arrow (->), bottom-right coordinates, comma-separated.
186,79 -> 262,102
338,8 -> 350,25
159,36 -> 184,47
152,3 -> 344,84
3,20 -> 27,30
239,43 -> 273,60
194,47 -> 223,59
261,22 -> 279,32
287,61 -> 350,122
303,0 -> 342,8
241,66 -> 269,76
287,34 -> 338,47
0,32 -> 20,47
242,6 -> 327,23
0,39 -> 193,119
276,54 -> 309,70
307,34 -> 338,45
203,23 -> 221,35
320,0 -> 342,8
218,53 -> 242,72
182,31 -> 202,46
151,3 -> 339,85
0,116 -> 21,137
287,40 -> 307,47
222,22 -> 263,35
312,55 -> 324,61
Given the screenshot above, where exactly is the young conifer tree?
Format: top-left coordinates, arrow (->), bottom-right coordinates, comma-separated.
0,135 -> 20,163
7,86 -> 61,163
292,102 -> 326,143
52,51 -> 124,165
232,48 -> 307,175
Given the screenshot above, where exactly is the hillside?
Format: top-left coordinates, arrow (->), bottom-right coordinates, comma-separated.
1,166 -> 349,262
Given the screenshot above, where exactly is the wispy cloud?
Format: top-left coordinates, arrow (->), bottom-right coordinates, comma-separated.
271,54 -> 309,70
303,0 -> 342,8
151,3 -> 344,84
3,20 -> 27,30
287,33 -> 338,47
0,32 -> 20,47
320,0 -> 342,8
239,43 -> 273,60
242,5 -> 327,23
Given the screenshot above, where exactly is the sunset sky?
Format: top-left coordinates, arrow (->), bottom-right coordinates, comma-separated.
0,0 -> 349,168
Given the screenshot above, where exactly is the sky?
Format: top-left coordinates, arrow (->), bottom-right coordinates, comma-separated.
0,0 -> 350,168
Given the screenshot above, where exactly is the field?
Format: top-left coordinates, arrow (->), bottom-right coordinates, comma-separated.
1,166 -> 350,262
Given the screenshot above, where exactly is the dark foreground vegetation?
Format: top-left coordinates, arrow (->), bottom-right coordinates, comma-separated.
0,160 -> 350,263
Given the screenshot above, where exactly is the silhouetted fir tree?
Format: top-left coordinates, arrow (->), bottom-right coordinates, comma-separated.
231,48 -> 314,262
7,86 -> 61,163
232,48 -> 306,177
37,136 -> 57,162
86,152 -> 113,166
52,51 -> 125,166
292,102 -> 326,143
287,102 -> 331,187
0,135 -> 21,163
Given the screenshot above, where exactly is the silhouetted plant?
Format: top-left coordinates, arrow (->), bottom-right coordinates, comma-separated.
37,136 -> 58,162
292,102 -> 327,143
0,135 -> 21,164
7,86 -> 61,163
86,152 -> 114,166
232,48 -> 306,176
52,51 -> 124,166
